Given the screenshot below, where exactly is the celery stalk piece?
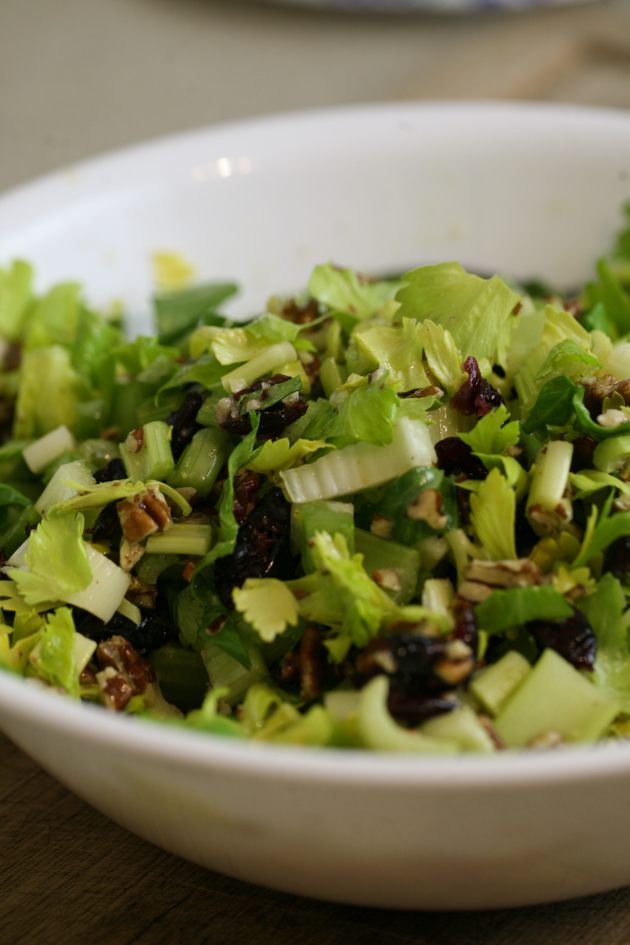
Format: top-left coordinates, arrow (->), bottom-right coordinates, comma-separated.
421,707 -> 496,752
34,460 -> 95,517
357,676 -> 458,753
299,500 -> 355,571
354,528 -> 420,604
66,545 -> 130,623
168,427 -> 229,497
150,644 -> 209,711
494,649 -> 620,747
470,651 -> 532,717
120,420 -> 175,482
201,641 -> 267,705
593,435 -> 630,474
221,341 -> 297,394
319,357 -> 345,398
117,598 -> 142,625
280,418 -> 436,503
145,524 -> 213,557
23,425 -> 76,474
526,440 -> 573,537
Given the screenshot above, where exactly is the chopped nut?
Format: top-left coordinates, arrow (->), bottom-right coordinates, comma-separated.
119,538 -> 146,572
466,558 -> 542,589
142,488 -> 172,529
117,500 -> 158,544
181,560 -> 196,583
95,635 -> 154,711
117,486 -> 173,544
126,575 -> 158,609
406,489 -> 447,530
298,625 -> 326,700
124,427 -> 144,454
598,408 -> 630,429
434,648 -> 474,686
370,514 -> 394,539
372,568 -> 402,592
478,714 -> 506,750
458,580 -> 494,603
528,730 -> 564,750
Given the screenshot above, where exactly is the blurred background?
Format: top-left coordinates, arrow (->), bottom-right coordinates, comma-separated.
1,0 -> 630,194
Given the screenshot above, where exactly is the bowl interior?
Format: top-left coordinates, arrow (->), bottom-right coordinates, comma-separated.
1,103 -> 629,338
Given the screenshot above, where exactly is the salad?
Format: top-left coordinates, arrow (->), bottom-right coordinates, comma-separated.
1,209 -> 630,755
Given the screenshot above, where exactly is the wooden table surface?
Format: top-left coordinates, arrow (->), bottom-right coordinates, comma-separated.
4,729 -> 630,945
4,1 -> 630,942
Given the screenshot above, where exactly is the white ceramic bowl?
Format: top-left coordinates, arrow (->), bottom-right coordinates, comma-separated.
1,103 -> 630,910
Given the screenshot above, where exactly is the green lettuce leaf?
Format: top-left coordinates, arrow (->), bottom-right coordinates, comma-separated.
475,586 -> 573,634
0,260 -> 33,341
356,466 -> 458,545
585,259 -> 630,337
535,339 -> 601,388
579,574 -> 630,710
522,376 -> 577,433
233,578 -> 300,643
328,384 -> 399,447
396,262 -> 520,362
28,607 -> 83,697
470,468 -> 516,560
7,513 -> 92,606
14,346 -> 82,437
354,319 -> 431,392
306,531 -> 395,655
154,281 -> 238,344
459,405 -> 519,457
192,414 -> 261,580
307,264 -> 400,321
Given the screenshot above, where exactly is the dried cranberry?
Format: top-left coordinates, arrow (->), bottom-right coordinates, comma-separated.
74,608 -> 175,655
528,610 -> 596,670
452,599 -> 478,652
571,436 -> 597,471
451,356 -> 503,417
217,375 -> 308,439
435,437 -> 487,480
90,503 -> 122,544
167,389 -> 206,460
94,458 -> 127,483
232,470 -> 261,525
605,536 -> 630,580
387,682 -> 457,724
214,487 -> 294,607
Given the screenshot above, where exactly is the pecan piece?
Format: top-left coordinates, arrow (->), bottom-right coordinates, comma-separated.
117,486 -> 172,545
95,635 -> 155,710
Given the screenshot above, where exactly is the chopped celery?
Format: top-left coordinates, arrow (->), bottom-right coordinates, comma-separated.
120,420 -> 175,482
354,528 -> 420,604
526,441 -> 573,537
280,418 -> 436,503
168,427 -> 229,496
296,499 -> 355,571
470,651 -> 532,716
23,425 -> 76,474
145,524 -> 213,557
494,649 -> 620,747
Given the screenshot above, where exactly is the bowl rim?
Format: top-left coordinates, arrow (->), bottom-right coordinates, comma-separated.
2,100 -> 630,788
